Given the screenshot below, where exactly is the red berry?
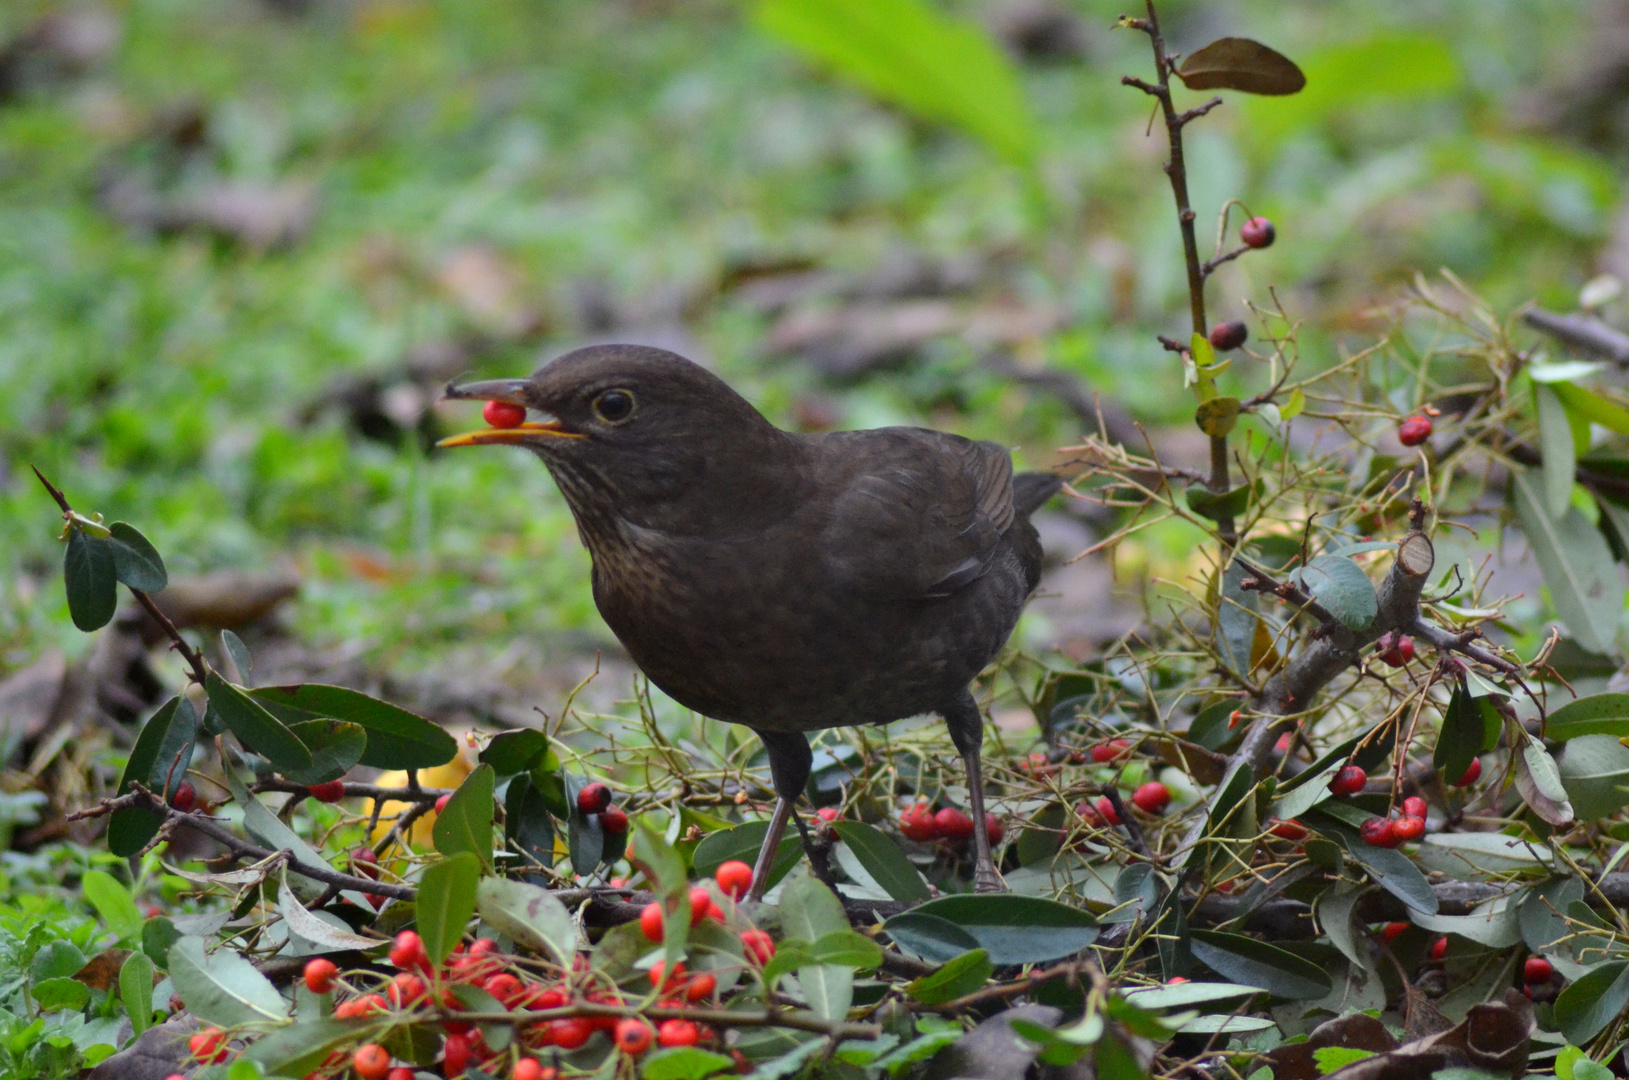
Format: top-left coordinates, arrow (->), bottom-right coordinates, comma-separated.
189,1028 -> 228,1064
1094,796 -> 1121,826
1381,921 -> 1408,944
1240,216 -> 1276,248
1090,739 -> 1130,763
686,971 -> 717,1001
302,957 -> 337,994
442,1032 -> 471,1077
815,807 -> 839,822
600,804 -> 628,833
170,782 -> 196,812
389,972 -> 426,1007
388,1069 -> 417,1080
658,1019 -> 700,1047
353,1044 -> 392,1080
1209,321 -> 1248,352
715,860 -> 753,900
1431,937 -> 1448,961
934,807 -> 975,843
741,929 -> 775,965
1077,800 -> 1103,827
1361,817 -> 1402,848
483,400 -> 527,428
899,803 -> 939,842
1398,415 -> 1433,447
550,1017 -> 593,1050
390,930 -> 429,972
1454,759 -> 1482,787
1392,815 -> 1426,842
351,846 -> 380,878
688,887 -> 715,926
615,1018 -> 653,1055
577,782 -> 612,815
308,780 -> 345,803
1524,956 -> 1554,984
1268,818 -> 1308,842
434,794 -> 452,813
1402,796 -> 1428,819
984,812 -> 1004,847
1166,976 -> 1189,985
483,973 -> 521,1004
513,1061 -> 546,1080
1376,631 -> 1417,667
649,960 -> 686,991
1329,765 -> 1367,796
639,902 -> 665,943
1132,781 -> 1172,814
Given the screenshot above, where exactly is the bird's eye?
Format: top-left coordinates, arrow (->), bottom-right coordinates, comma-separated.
592,390 -> 635,424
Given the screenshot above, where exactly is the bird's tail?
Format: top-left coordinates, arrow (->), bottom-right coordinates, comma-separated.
1012,471 -> 1063,520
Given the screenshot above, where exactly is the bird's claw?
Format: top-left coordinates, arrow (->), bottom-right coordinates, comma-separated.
973,869 -> 1008,894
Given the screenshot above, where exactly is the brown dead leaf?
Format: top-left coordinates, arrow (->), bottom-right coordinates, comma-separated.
73,948 -> 132,992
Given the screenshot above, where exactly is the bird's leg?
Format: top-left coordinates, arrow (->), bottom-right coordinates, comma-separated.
746,730 -> 813,903
944,691 -> 1006,894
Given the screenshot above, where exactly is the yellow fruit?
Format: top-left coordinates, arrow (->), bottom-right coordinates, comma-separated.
368,752 -> 473,852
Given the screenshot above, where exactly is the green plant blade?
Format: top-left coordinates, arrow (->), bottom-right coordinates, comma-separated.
206,672 -> 312,774
830,819 -> 930,902
64,529 -> 118,631
107,521 -> 167,592
252,684 -> 457,769
432,763 -> 495,873
418,852 -> 481,966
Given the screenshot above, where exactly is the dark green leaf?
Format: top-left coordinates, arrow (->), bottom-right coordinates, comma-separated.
418,853 -> 481,966
142,917 -> 180,970
1515,733 -> 1575,826
207,672 -> 312,774
1109,863 -> 1159,924
120,950 -> 156,1038
1538,385 -> 1578,521
1188,699 -> 1242,752
1336,826 -> 1439,913
1556,960 -> 1629,1043
1188,929 -> 1332,998
1095,1031 -> 1151,1080
1434,686 -> 1485,788
692,822 -> 800,887
220,630 -> 252,685
641,1046 -> 735,1080
904,948 -> 993,1005
280,720 -> 367,786
1547,693 -> 1629,741
831,820 -> 930,902
252,684 -> 457,770
1520,878 -> 1585,953
503,774 -> 555,868
568,805 -> 605,875
888,894 -> 1097,965
779,877 -> 853,1021
883,911 -> 982,963
1216,560 -> 1261,678
1186,479 -> 1263,521
1557,735 -> 1629,821
1291,554 -> 1377,631
1016,802 -> 1066,867
64,529 -> 118,631
476,878 -> 575,965
110,696 -> 197,856
1514,470 -> 1624,655
107,521 -> 167,592
480,729 -> 549,776
432,764 -> 495,873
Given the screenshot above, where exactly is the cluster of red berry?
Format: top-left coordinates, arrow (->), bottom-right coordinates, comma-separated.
896,802 -> 1004,847
1074,781 -> 1171,828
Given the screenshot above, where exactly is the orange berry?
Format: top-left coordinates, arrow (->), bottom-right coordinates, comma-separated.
302,957 -> 337,994
715,860 -> 753,900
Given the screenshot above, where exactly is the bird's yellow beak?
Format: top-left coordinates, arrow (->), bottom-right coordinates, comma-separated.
435,377 -> 586,447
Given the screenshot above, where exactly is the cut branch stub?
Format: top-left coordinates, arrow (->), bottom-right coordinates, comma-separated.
1175,37 -> 1306,95
1397,531 -> 1434,578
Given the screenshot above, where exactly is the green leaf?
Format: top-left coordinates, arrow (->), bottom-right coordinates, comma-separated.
1340,831 -> 1440,913
220,762 -> 356,903
1409,896 -> 1521,947
1557,735 -> 1629,821
1556,960 -> 1629,1043
280,720 -> 367,786
567,795 -> 605,875
778,877 -> 852,1021
1123,981 -> 1260,1010
1195,396 -> 1242,438
632,818 -> 689,899
32,976 -> 89,1011
277,876 -> 378,952
1547,694 -> 1629,740
432,763 -> 495,873
1188,930 -> 1332,999
206,672 -> 312,775
475,878 -> 576,966
168,936 -> 290,1027
1175,37 -> 1306,95
1538,385 -> 1579,521
1216,560 -> 1262,678
1553,380 -> 1629,436
64,529 -> 118,631
479,729 -> 549,776
120,951 -> 155,1039
691,821 -> 800,887
83,870 -> 144,942
1186,479 -> 1263,522
142,918 -> 181,970
418,853 -> 481,966
246,1018 -> 386,1076
220,630 -> 253,684
883,911 -> 982,964
1513,470 -> 1624,656
107,522 -> 167,593
641,1047 -> 736,1080
503,775 -> 555,868
1521,878 -> 1586,953
754,0 -> 1036,167
1291,554 -> 1378,631
1515,732 -> 1575,826
1314,1047 -> 1376,1073
251,684 -> 457,770
886,894 -> 1097,965
1434,686 -> 1487,790
109,696 -> 197,856
904,948 -> 993,1005
830,820 -> 930,902
31,940 -> 85,981
808,928 -> 882,969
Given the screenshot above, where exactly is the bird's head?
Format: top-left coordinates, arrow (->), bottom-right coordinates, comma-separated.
437,344 -> 797,535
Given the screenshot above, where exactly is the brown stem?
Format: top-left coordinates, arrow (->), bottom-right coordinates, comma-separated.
252,778 -> 450,803
455,1002 -> 878,1040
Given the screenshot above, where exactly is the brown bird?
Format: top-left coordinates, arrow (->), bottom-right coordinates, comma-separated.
438,345 -> 1058,897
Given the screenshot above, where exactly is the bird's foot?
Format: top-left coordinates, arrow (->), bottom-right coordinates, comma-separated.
973,868 -> 1008,894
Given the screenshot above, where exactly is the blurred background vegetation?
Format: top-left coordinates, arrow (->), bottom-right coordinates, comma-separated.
1,0 -> 1622,711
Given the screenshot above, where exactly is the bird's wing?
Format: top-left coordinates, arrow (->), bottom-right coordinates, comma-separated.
815,429 -> 1016,599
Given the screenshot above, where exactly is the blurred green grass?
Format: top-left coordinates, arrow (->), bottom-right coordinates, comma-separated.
0,0 -> 1617,672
